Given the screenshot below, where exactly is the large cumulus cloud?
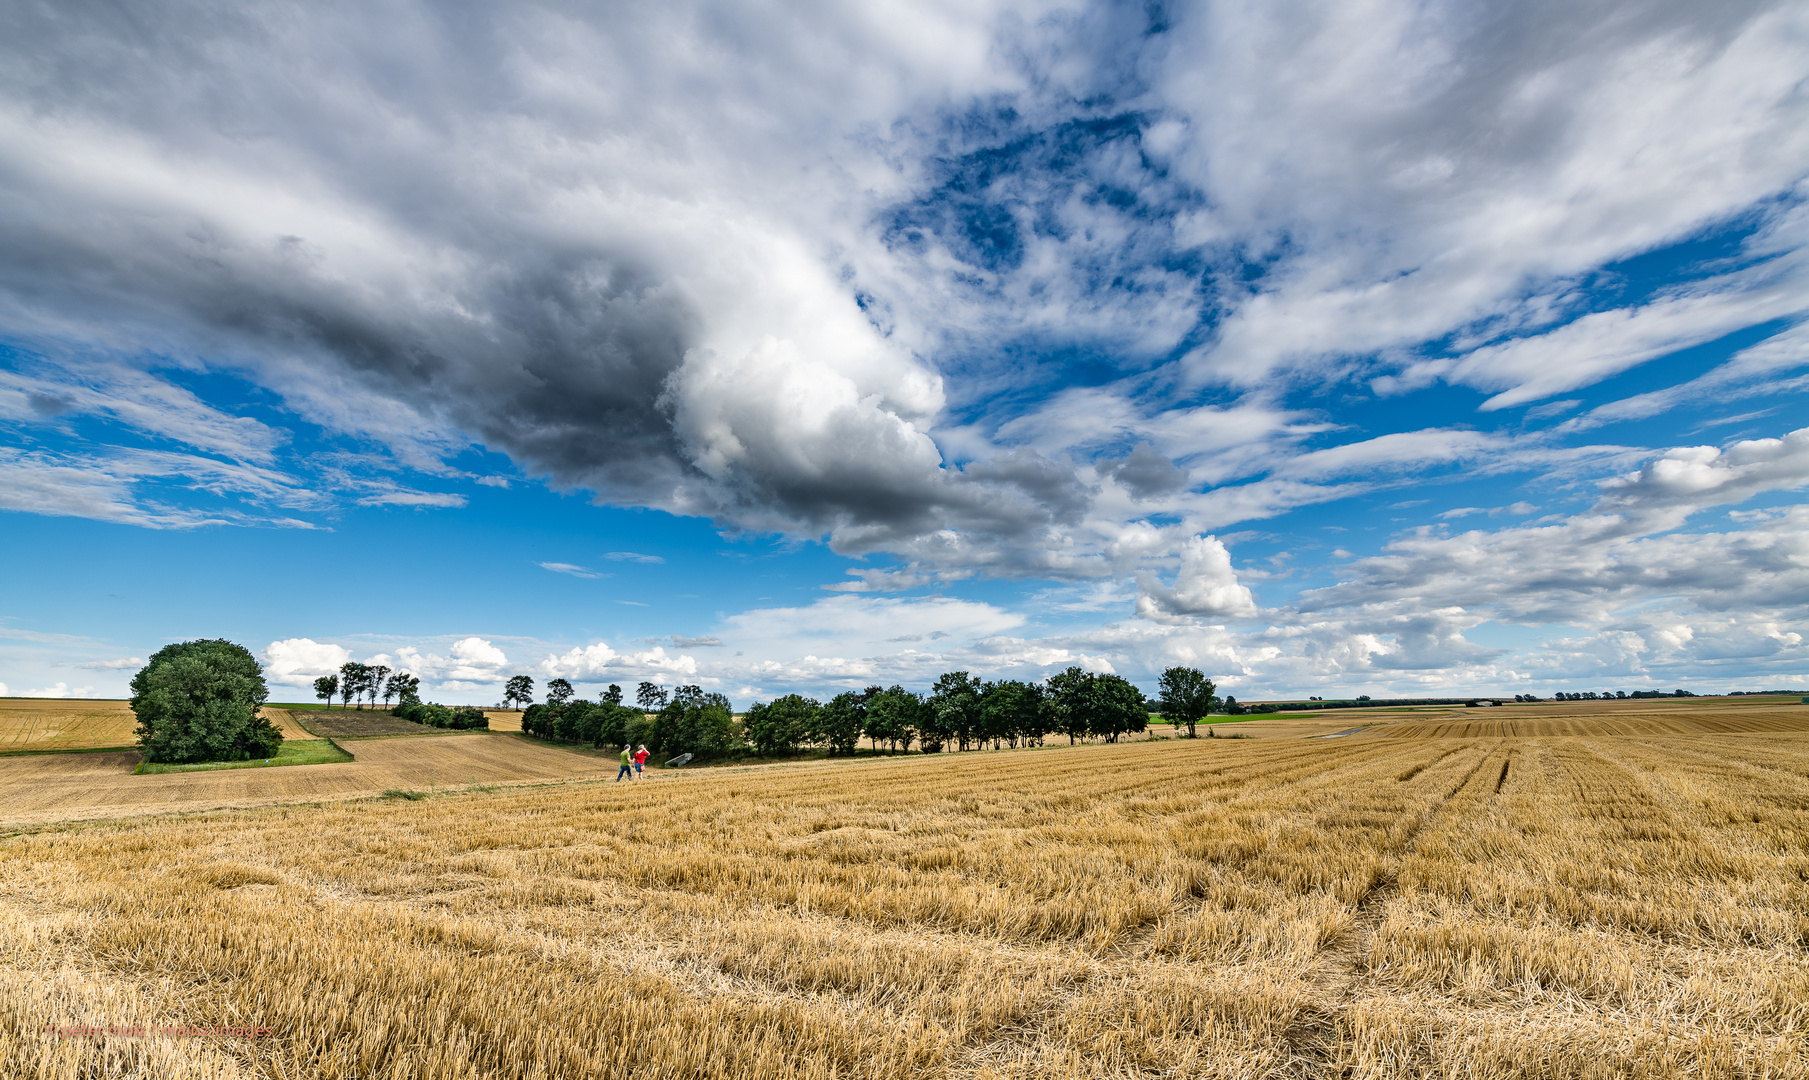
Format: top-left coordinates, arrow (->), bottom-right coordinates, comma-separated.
3,0 -> 1805,564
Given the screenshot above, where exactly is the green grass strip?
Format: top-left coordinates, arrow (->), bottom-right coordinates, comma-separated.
134,738 -> 354,774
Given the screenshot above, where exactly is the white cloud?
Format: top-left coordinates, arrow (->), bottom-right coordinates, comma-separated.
538,562 -> 604,579
538,642 -> 697,681
355,489 -> 467,508
603,552 -> 665,564
262,638 -> 352,686
380,637 -> 514,687
1451,269 -> 1807,411
0,447 -> 323,529
0,361 -> 285,463
1134,535 -> 1259,623
24,682 -> 96,698
74,657 -> 144,670
1171,3 -> 1809,395
1275,429 -> 1507,480
1594,426 -> 1809,525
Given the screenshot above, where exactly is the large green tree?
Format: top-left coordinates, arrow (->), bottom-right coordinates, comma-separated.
928,671 -> 981,751
504,674 -> 535,709
649,685 -> 735,758
864,685 -> 925,752
1085,674 -> 1148,743
812,691 -> 868,756
1045,666 -> 1148,743
545,677 -> 574,706
131,639 -> 281,764
1156,666 -> 1219,738
981,679 -> 1047,748
313,674 -> 338,706
743,694 -> 820,756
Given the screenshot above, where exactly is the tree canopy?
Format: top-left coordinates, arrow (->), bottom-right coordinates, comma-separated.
130,639 -> 281,764
1157,666 -> 1219,738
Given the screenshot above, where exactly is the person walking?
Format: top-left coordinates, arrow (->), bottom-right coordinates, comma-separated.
615,744 -> 633,782
632,744 -> 649,779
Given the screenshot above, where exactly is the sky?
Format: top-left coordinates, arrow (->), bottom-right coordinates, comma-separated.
2,0 -> 1808,706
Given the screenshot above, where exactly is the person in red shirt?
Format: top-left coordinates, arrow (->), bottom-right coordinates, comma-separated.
632,744 -> 649,778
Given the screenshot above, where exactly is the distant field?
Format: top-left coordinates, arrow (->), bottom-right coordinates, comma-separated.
0,732 -> 613,827
0,698 -> 139,752
2,728 -> 1805,1079
1366,707 -> 1809,738
0,700 -> 315,754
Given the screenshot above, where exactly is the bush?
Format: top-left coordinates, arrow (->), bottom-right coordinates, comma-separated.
449,705 -> 489,729
522,700 -> 640,747
393,702 -> 489,730
130,639 -> 282,764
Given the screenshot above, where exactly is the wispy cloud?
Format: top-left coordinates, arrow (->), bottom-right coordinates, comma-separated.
538,562 -> 604,579
604,552 -> 665,564
73,656 -> 144,670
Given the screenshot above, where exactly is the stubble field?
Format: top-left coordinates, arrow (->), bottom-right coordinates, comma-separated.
3,701 -> 1807,1080
0,700 -> 314,754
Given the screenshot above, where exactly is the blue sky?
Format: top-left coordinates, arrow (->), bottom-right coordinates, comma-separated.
2,0 -> 1807,705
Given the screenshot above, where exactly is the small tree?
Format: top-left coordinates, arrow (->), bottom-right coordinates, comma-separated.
313,674 -> 339,707
131,639 -> 281,764
387,672 -> 421,708
636,682 -> 669,714
504,675 -> 535,710
1157,666 -> 1218,738
366,665 -> 391,709
600,683 -> 624,706
546,678 -> 575,706
339,662 -> 366,709
929,671 -> 982,751
1046,666 -> 1092,744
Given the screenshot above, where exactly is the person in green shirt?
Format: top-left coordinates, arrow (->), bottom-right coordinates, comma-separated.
615,744 -> 633,782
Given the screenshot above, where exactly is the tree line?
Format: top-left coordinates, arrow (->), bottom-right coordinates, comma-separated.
512,666 -> 1232,760
1545,689 -> 1696,701
313,663 -> 420,710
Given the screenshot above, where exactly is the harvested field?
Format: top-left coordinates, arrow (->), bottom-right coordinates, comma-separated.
0,698 -> 141,753
255,708 -> 320,741
0,700 -> 314,754
483,709 -> 522,732
0,733 -> 611,827
2,727 -> 1806,1080
1364,705 -> 1809,738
